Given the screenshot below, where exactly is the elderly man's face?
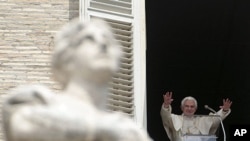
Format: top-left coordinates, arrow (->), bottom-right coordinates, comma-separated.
181,100 -> 197,116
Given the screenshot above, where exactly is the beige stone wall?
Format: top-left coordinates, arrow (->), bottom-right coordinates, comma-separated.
0,0 -> 79,140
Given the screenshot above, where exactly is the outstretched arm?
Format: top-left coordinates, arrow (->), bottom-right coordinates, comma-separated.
161,91 -> 175,128
219,98 -> 232,112
161,92 -> 181,141
163,91 -> 174,108
209,98 -> 233,134
214,98 -> 232,119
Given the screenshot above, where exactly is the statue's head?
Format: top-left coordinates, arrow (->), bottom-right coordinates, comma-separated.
52,18 -> 122,87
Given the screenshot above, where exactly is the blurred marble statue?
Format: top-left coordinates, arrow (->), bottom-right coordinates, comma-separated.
1,18 -> 152,141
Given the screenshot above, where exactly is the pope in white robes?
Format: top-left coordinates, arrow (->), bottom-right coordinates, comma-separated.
160,92 -> 232,141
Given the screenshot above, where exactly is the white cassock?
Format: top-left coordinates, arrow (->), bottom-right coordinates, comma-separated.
160,105 -> 231,141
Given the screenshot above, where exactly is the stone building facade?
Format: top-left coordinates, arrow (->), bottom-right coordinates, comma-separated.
0,0 -> 79,140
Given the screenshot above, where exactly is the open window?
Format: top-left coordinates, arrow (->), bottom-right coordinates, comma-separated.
80,0 -> 147,129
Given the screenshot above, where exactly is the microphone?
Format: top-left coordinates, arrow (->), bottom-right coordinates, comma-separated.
204,105 -> 216,113
204,105 -> 226,141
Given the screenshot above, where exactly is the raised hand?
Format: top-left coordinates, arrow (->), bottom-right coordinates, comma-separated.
219,98 -> 232,111
163,91 -> 174,108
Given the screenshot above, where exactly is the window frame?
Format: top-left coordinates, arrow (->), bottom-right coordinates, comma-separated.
79,0 -> 147,129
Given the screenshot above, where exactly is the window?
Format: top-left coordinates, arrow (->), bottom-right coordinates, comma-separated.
80,0 -> 146,129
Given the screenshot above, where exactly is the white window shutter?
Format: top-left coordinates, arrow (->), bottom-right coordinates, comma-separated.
90,0 -> 132,15
106,19 -> 134,116
80,0 -> 147,128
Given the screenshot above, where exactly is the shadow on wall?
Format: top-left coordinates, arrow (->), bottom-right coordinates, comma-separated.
69,0 -> 79,20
